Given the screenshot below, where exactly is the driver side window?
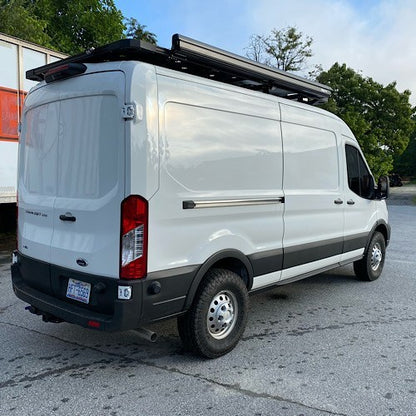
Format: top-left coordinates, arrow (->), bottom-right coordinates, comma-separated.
345,144 -> 373,199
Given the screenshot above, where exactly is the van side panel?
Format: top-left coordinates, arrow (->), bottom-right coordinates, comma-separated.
149,71 -> 284,277
280,103 -> 344,280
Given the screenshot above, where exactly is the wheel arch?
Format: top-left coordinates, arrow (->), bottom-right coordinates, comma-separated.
183,250 -> 254,310
366,220 -> 391,253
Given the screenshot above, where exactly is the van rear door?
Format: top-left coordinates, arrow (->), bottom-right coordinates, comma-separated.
19,70 -> 125,279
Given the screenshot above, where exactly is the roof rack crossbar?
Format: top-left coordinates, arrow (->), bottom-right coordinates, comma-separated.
26,35 -> 331,104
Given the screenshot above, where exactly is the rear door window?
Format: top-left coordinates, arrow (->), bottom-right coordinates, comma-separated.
22,95 -> 120,199
23,102 -> 59,196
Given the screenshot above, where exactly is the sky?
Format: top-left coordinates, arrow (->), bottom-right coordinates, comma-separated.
115,0 -> 416,104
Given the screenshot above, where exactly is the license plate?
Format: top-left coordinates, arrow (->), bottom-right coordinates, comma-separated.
66,278 -> 91,304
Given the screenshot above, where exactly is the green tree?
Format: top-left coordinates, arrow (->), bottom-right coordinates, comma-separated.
33,0 -> 126,54
317,63 -> 415,178
1,0 -> 156,55
394,129 -> 416,177
246,26 -> 313,72
0,0 -> 52,47
125,18 -> 157,44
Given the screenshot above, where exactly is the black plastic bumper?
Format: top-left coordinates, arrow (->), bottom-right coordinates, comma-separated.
11,260 -> 143,331
11,252 -> 198,331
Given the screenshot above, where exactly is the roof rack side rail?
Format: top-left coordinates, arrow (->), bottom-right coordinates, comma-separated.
171,34 -> 331,103
26,34 -> 331,105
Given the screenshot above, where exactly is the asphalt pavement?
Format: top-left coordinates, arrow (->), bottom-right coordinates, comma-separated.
1,203 -> 415,416
387,183 -> 416,206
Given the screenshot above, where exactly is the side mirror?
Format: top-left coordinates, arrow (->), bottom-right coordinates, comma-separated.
377,175 -> 390,199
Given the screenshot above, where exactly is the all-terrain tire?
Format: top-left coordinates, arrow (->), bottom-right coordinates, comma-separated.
177,268 -> 248,358
353,231 -> 386,281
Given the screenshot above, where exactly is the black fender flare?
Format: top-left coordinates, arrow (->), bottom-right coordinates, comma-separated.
365,219 -> 391,254
183,249 -> 254,310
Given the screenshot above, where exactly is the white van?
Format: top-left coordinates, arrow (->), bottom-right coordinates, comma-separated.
11,35 -> 390,358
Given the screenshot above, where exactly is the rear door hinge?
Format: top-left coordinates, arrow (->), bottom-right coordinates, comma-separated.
122,103 -> 143,121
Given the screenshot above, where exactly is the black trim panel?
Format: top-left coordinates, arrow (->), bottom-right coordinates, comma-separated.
343,232 -> 369,253
16,254 -> 52,295
143,266 -> 198,322
249,249 -> 283,276
283,237 -> 344,269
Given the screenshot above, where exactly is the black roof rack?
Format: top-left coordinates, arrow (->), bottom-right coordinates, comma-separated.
26,34 -> 331,105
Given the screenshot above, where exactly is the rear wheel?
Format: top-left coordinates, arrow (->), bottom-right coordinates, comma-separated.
353,231 -> 386,281
177,268 -> 248,358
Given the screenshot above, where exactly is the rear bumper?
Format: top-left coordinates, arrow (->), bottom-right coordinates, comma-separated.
11,252 -> 198,331
12,259 -> 143,331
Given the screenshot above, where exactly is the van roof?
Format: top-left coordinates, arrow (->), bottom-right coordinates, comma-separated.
26,34 -> 331,106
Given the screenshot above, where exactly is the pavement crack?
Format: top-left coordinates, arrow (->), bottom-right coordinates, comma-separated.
0,320 -> 347,415
145,362 -> 349,416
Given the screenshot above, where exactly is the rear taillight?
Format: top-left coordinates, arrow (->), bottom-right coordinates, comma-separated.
120,195 -> 148,279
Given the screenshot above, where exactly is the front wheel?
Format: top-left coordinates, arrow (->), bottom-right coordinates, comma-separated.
177,268 -> 248,358
353,232 -> 386,281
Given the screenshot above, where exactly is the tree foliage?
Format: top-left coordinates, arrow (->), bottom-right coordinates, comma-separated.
33,0 -> 126,54
0,0 -> 157,54
0,0 -> 51,46
394,128 -> 416,177
317,63 -> 415,178
125,19 -> 156,44
246,26 -> 313,72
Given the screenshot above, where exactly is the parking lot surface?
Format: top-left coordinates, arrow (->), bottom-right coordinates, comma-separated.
1,204 -> 415,416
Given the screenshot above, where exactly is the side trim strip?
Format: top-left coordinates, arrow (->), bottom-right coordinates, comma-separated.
248,248 -> 283,276
283,237 -> 344,269
183,197 -> 285,210
249,234 -> 369,276
343,232 -> 368,253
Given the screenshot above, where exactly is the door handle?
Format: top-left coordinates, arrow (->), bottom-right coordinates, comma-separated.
334,198 -> 343,205
347,199 -> 355,205
59,213 -> 76,222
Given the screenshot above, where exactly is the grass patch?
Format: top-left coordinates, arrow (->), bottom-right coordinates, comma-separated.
412,196 -> 416,205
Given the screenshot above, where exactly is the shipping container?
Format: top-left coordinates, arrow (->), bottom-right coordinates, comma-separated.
0,33 -> 66,205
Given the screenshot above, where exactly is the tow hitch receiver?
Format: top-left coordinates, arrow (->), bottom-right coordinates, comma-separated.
25,305 -> 64,323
